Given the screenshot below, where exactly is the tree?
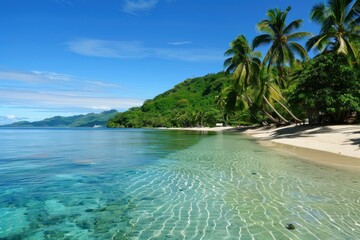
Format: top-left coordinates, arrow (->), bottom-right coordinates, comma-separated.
252,6 -> 312,84
224,35 -> 261,91
306,0 -> 360,60
224,35 -> 297,124
289,53 -> 360,124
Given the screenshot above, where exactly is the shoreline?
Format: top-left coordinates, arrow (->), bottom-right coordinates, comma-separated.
158,126 -> 235,132
162,125 -> 360,172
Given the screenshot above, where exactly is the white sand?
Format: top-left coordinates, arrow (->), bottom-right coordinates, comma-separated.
244,125 -> 360,158
243,124 -> 360,171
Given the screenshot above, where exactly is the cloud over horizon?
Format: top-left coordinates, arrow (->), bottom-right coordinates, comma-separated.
66,38 -> 224,62
0,114 -> 28,125
0,70 -> 144,122
0,89 -> 143,110
0,70 -> 77,84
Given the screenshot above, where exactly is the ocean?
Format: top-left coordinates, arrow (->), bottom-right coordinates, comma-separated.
0,128 -> 359,239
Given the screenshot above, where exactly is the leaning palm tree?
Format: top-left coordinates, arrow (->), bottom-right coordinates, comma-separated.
223,35 -> 261,113
306,0 -> 360,59
254,69 -> 305,124
252,6 -> 312,85
224,35 -> 293,124
224,35 -> 262,91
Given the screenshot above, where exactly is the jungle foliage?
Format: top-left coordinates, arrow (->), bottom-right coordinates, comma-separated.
289,53 -> 360,124
107,73 -> 251,128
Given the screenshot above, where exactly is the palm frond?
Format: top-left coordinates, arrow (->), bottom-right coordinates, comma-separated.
266,9 -> 277,22
306,34 -> 329,52
344,38 -> 358,59
257,21 -> 274,35
287,32 -> 313,41
252,34 -> 272,49
310,3 -> 327,23
224,48 -> 235,56
345,0 -> 360,23
283,19 -> 302,34
320,17 -> 336,34
289,42 -> 309,61
285,44 -> 296,67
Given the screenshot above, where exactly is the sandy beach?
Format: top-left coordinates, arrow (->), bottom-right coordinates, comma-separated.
163,125 -> 360,171
241,124 -> 360,171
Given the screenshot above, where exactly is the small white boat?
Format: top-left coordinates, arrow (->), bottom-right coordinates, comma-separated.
93,124 -> 102,128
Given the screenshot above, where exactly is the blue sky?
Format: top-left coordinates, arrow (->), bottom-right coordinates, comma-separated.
0,0 -> 321,124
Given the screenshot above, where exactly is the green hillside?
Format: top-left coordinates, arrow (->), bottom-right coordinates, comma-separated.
108,72 -> 249,128
2,110 -> 118,127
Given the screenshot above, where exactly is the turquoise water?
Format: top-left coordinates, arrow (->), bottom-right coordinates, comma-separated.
0,128 -> 359,239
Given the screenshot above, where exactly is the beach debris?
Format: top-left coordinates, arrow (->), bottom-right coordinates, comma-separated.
285,223 -> 295,230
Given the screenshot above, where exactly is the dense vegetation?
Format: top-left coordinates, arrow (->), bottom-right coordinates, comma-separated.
108,72 -> 250,128
2,110 -> 118,127
110,0 -> 359,128
289,53 -> 360,124
219,0 -> 360,126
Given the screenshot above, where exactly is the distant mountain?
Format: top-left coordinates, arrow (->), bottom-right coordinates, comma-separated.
1,110 -> 118,128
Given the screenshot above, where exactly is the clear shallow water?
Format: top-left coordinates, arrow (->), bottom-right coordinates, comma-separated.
0,128 -> 359,239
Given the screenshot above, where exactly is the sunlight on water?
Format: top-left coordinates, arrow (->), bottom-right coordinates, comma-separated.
0,129 -> 359,239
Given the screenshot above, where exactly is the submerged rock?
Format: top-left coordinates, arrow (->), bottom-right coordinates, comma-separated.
285,223 -> 295,230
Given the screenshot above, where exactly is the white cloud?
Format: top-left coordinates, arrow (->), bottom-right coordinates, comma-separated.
91,106 -> 112,110
66,38 -> 224,62
122,0 -> 159,14
0,89 -> 143,111
167,41 -> 192,46
67,39 -> 149,58
86,81 -> 122,88
0,115 -> 28,125
0,70 -> 121,93
0,70 -> 75,83
154,48 -> 223,61
31,71 -> 74,82
6,114 -> 17,120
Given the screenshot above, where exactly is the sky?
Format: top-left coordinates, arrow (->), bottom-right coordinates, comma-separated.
0,0 -> 321,124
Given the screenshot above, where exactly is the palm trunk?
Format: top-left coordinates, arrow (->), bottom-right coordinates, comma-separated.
272,97 -> 302,122
263,110 -> 280,124
263,95 -> 289,123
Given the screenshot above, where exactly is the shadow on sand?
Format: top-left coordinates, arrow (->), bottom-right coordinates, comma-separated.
232,124 -> 360,149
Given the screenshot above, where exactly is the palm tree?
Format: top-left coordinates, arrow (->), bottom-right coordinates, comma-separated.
224,35 -> 292,124
223,35 -> 261,113
306,0 -> 360,59
254,69 -> 304,124
224,35 -> 262,91
252,6 -> 312,83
